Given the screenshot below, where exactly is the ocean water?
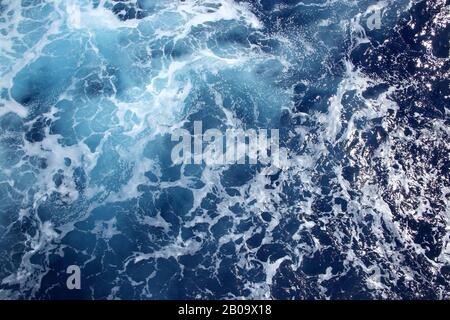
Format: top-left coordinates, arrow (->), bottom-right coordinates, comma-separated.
0,0 -> 448,299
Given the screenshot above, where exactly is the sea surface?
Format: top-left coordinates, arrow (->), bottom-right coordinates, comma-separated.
0,0 -> 449,299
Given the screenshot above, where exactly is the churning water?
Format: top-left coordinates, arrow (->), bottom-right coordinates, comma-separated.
0,0 -> 449,299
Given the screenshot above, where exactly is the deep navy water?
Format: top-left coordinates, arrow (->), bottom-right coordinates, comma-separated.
0,0 -> 449,299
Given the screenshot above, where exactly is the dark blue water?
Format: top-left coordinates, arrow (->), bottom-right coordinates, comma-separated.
0,0 -> 448,299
